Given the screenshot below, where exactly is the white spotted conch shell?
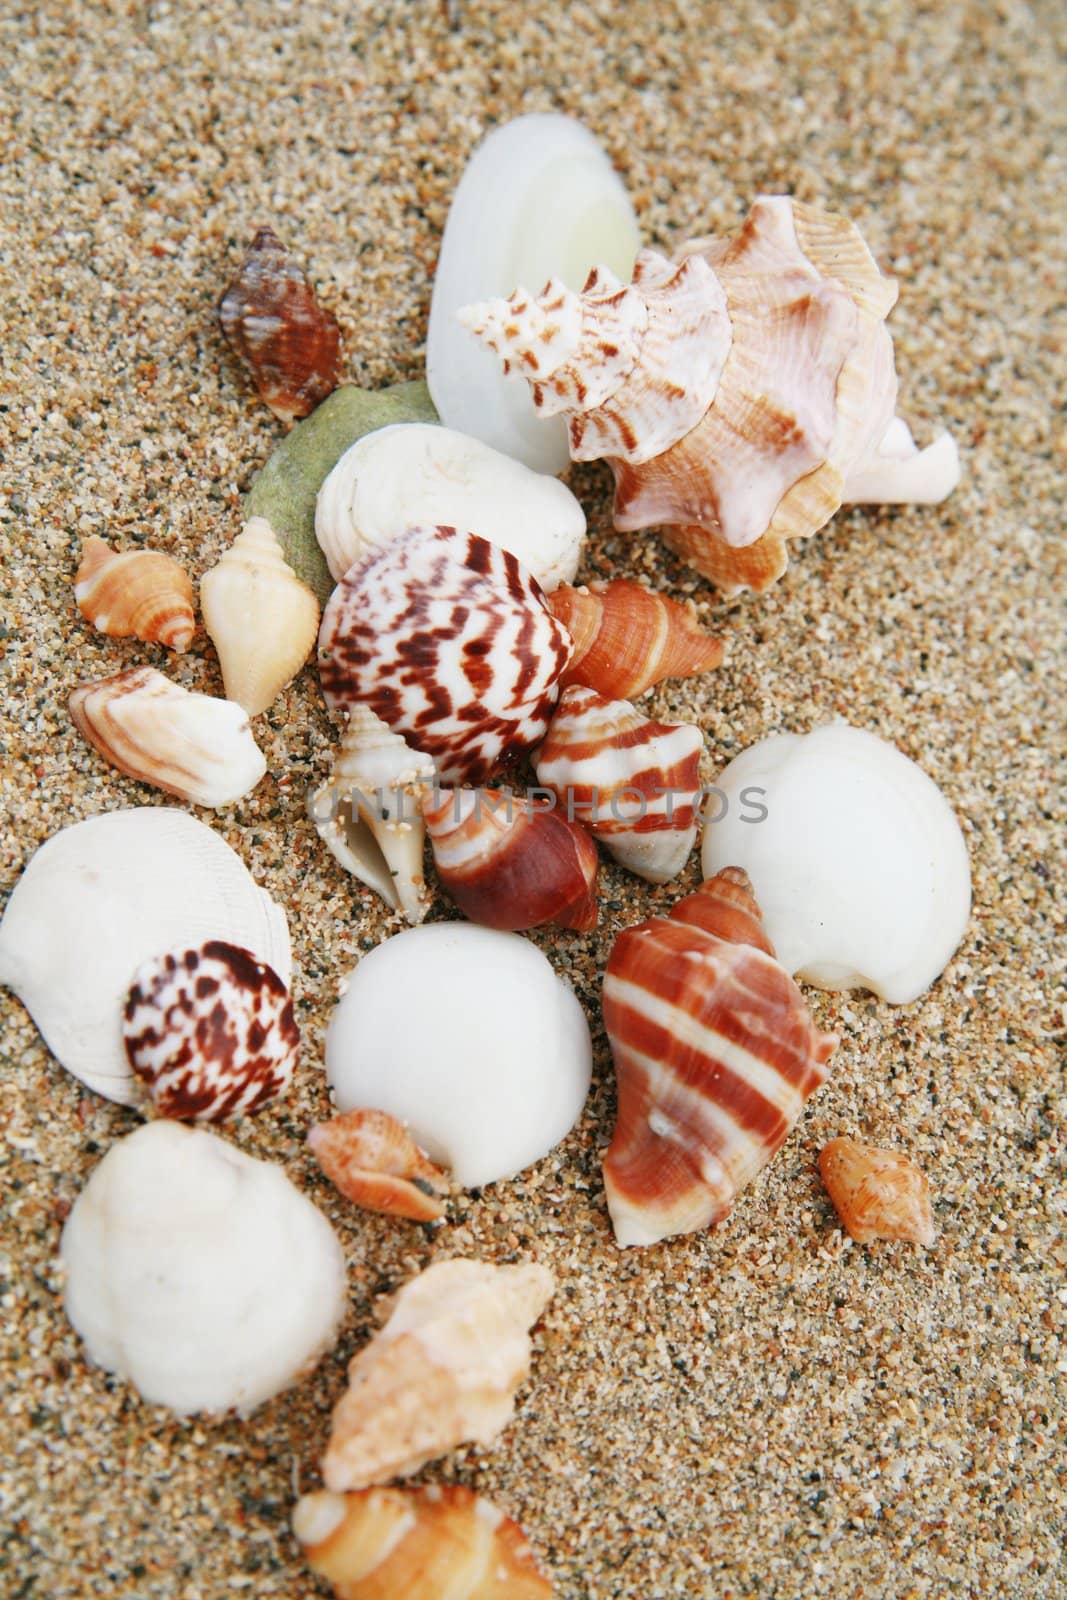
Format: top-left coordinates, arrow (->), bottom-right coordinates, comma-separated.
74,536 -> 196,652
0,808 -> 290,1104
701,723 -> 971,1004
69,664 -> 265,808
200,516 -> 320,716
60,1121 -> 346,1414
535,685 -> 704,884
318,526 -> 572,785
602,868 -> 838,1246
315,423 -> 586,592
461,196 -> 960,593
294,1484 -> 554,1599
322,1257 -> 555,1491
309,705 -> 435,924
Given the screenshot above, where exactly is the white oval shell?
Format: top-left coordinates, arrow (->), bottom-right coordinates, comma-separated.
315,424 -> 586,591
60,1121 -> 346,1415
325,923 -> 592,1186
701,724 -> 971,1005
0,808 -> 291,1105
426,113 -> 640,473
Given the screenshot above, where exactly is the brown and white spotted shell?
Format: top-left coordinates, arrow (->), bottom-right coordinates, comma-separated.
601,868 -> 838,1245
122,940 -> 300,1121
318,526 -> 572,785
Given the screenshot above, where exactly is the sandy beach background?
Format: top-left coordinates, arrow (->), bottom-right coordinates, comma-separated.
1,2 -> 1064,1596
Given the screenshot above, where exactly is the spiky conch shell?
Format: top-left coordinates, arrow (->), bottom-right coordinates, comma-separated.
545,578 -> 723,700
308,1109 -> 449,1223
318,525 -> 572,785
293,1484 -> 554,1599
74,536 -> 196,652
200,517 -> 320,717
322,1257 -> 555,1492
310,705 -> 435,924
460,197 -> 959,594
422,786 -> 599,931
601,867 -> 838,1246
819,1136 -> 936,1246
69,664 -> 266,810
534,686 -> 704,885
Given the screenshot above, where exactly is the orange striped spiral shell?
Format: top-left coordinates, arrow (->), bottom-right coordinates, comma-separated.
74,536 -> 195,652
308,1108 -> 449,1223
546,579 -> 723,700
602,868 -> 838,1246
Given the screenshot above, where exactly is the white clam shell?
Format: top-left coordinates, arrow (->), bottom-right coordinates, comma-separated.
60,1121 -> 346,1415
315,423 -> 586,592
426,113 -> 640,473
701,724 -> 971,1005
325,923 -> 592,1186
0,808 -> 291,1105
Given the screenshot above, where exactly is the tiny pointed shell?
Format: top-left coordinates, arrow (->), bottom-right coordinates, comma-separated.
423,787 -> 599,931
310,706 -> 435,923
667,865 -> 776,955
75,536 -> 196,652
219,226 -> 342,422
200,517 -> 320,716
69,665 -> 266,809
602,870 -> 838,1246
547,579 -> 723,699
819,1137 -> 936,1246
535,686 -> 704,884
294,1484 -> 555,1600
308,1109 -> 449,1222
123,940 -> 300,1121
322,1257 -> 555,1491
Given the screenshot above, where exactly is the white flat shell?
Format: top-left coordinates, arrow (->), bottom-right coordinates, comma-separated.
0,808 -> 291,1105
701,724 -> 971,1005
325,922 -> 592,1186
315,423 -> 586,591
426,113 -> 640,473
61,1121 -> 346,1416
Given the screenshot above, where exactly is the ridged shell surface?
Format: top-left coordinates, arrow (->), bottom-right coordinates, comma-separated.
547,579 -> 723,700
318,526 -> 572,785
75,536 -> 196,652
602,869 -> 838,1246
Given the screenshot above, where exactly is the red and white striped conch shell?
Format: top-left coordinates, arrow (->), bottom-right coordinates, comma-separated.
422,786 -> 599,932
460,196 -> 959,594
546,579 -> 723,700
318,527 -> 572,785
601,867 -> 838,1246
535,686 -> 704,885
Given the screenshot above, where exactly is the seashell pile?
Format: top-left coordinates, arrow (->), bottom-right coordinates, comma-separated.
219,225 -> 342,423
123,940 -> 300,1122
318,525 -> 572,784
461,195 -> 960,592
69,664 -> 266,809
819,1136 -> 936,1247
601,868 -> 839,1246
75,536 -> 196,653
308,1108 -> 449,1223
322,1257 -> 555,1491
294,1484 -> 554,1599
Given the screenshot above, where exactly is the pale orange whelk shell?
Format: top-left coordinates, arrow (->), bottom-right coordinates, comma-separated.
308,1109 -> 449,1223
546,578 -> 723,700
819,1136 -> 936,1246
74,536 -> 195,652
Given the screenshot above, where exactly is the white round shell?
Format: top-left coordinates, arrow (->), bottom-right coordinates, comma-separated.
325,923 -> 592,1186
0,809 -> 291,1105
426,113 -> 640,473
701,724 -> 971,1005
60,1121 -> 346,1415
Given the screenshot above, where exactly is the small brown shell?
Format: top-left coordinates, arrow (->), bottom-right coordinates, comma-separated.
293,1484 -> 554,1599
547,579 -> 723,699
308,1109 -> 448,1222
819,1136 -> 936,1246
219,226 -> 342,423
75,536 -> 195,652
122,940 -> 300,1121
422,786 -> 599,932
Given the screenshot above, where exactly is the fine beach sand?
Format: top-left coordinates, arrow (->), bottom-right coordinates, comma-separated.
1,3 -> 1064,1596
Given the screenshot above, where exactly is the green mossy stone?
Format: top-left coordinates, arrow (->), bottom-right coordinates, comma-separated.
244,380 -> 439,605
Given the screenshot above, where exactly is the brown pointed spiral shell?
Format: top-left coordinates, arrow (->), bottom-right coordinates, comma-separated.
546,579 -> 723,700
75,536 -> 195,652
308,1109 -> 449,1222
819,1136 -> 936,1246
